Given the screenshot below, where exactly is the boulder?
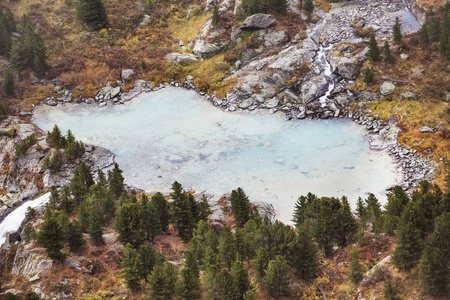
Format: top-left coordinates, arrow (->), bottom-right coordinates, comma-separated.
300,76 -> 329,103
420,126 -> 434,133
380,81 -> 395,96
43,97 -> 57,106
185,75 -> 194,85
121,69 -> 135,81
138,15 -> 151,28
192,40 -> 223,58
240,14 -> 276,30
264,30 -> 286,47
444,91 -> 450,102
165,53 -> 197,64
400,53 -> 409,60
329,45 -> 367,80
265,97 -> 280,108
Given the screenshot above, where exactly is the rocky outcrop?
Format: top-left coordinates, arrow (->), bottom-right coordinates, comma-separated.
12,243 -> 52,280
329,44 -> 368,80
240,14 -> 276,30
205,0 -> 219,13
121,69 -> 135,81
300,76 -> 329,103
264,30 -> 286,47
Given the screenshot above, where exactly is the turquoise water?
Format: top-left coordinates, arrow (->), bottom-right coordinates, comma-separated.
33,88 -> 399,222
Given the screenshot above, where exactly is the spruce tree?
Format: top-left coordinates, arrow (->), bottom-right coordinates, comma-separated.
383,41 -> 392,62
178,250 -> 202,300
392,220 -> 423,270
68,220 -> 84,252
151,192 -> 170,232
215,269 -> 239,300
219,226 -> 237,270
147,262 -> 178,300
420,24 -> 429,45
137,245 -> 159,282
211,5 -> 220,27
349,247 -> 364,284
368,34 -> 381,62
37,217 -> 66,262
419,246 -> 448,296
393,17 -> 403,46
77,0 -> 108,31
383,274 -> 401,300
270,0 -> 288,15
121,243 -> 141,291
289,228 -> 318,281
232,260 -> 251,299
253,247 -> 270,281
363,66 -> 375,85
89,207 -> 103,245
263,255 -> 291,298
304,0 -> 314,14
2,68 -> 15,96
116,202 -> 145,248
108,163 -> 124,198
0,21 -> 12,57
337,197 -> 358,247
170,181 -> 194,242
230,187 -> 251,227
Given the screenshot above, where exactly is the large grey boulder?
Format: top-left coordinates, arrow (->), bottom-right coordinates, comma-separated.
300,76 -> 329,103
380,81 -> 395,96
165,53 -> 198,64
264,30 -> 286,47
240,14 -> 276,30
192,39 -> 223,58
121,69 -> 135,81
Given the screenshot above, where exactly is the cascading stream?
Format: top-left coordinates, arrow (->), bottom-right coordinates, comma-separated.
316,43 -> 336,107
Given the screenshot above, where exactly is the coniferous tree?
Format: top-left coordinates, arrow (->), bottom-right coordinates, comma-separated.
232,260 -> 251,300
67,220 -> 84,252
77,0 -> 108,31
215,269 -> 239,300
392,220 -> 423,270
368,34 -> 381,62
383,41 -> 392,62
116,202 -> 145,248
121,243 -> 141,291
289,228 -> 318,280
419,246 -> 448,296
142,201 -> 161,243
2,68 -> 15,96
428,17 -> 441,42
170,181 -> 194,242
219,226 -> 237,270
269,0 -> 288,15
199,194 -> 212,221
151,192 -> 170,232
253,247 -> 270,281
349,247 -> 364,284
263,255 -> 291,298
337,197 -> 358,247
108,163 -> 124,198
137,245 -> 161,283
230,187 -> 251,227
89,207 -> 103,245
363,66 -> 375,84
420,24 -> 429,45
147,262 -> 178,300
438,13 -> 450,59
393,17 -> 403,46
212,5 -> 220,27
304,0 -> 314,15
383,274 -> 401,300
314,204 -> 336,257
178,250 -> 202,300
37,217 -> 66,262
0,17 -> 12,57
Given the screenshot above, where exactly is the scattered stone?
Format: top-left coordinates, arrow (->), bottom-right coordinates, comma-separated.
205,0 -> 219,12
420,126 -> 434,133
29,274 -> 40,282
400,53 -> 409,60
185,75 -> 194,85
379,81 -> 395,96
240,14 -> 276,30
138,15 -> 151,28
400,91 -> 417,100
121,69 -> 135,81
43,97 -> 57,106
444,92 -> 450,102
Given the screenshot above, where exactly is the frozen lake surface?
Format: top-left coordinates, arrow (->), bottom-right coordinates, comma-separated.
33,88 -> 400,222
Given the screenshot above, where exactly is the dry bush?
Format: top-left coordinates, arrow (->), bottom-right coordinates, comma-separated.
354,27 -> 375,38
439,126 -> 450,139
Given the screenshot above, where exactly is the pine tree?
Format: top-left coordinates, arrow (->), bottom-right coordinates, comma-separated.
137,245 -> 159,282
0,21 -> 12,57
77,0 -> 109,31
108,163 -> 124,198
215,269 -> 239,300
89,207 -> 103,245
253,247 -> 270,281
170,181 -> 194,242
212,5 -> 220,27
232,260 -> 251,299
2,68 -> 15,96
363,66 -> 375,84
349,247 -> 364,284
269,0 -> 288,15
314,204 -> 336,257
199,194 -> 212,221
219,226 -> 237,270
368,34 -> 381,62
392,220 -> 423,270
289,228 -> 318,281
383,41 -> 392,62
263,256 -> 291,298
142,202 -> 161,243
393,17 -> 403,46
3,8 -> 17,33
230,187 -> 251,227
178,250 -> 202,300
383,274 -> 401,300
428,17 -> 441,42
419,246 -> 448,296
116,202 -> 145,248
337,197 -> 358,247
68,220 -> 84,252
37,217 -> 66,262
147,262 -> 178,300
121,243 -> 141,291
151,192 -> 170,232
304,0 -> 314,14
438,13 -> 450,59
420,24 -> 429,45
